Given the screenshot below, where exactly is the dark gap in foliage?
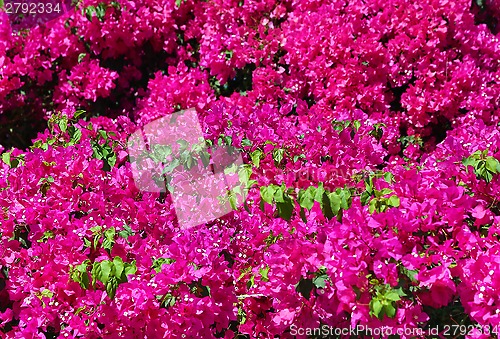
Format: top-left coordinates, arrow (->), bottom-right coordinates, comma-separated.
0,71 -> 60,150
219,249 -> 235,268
379,32 -> 394,47
100,54 -> 127,72
69,210 -> 87,220
12,224 -> 31,249
427,116 -> 452,145
273,48 -> 289,75
88,40 -> 171,121
0,109 -> 46,150
303,94 -> 316,109
423,300 -> 474,331
183,38 -> 201,69
210,63 -> 256,97
0,266 -> 12,318
470,0 -> 499,35
387,78 -> 414,113
43,327 -> 60,339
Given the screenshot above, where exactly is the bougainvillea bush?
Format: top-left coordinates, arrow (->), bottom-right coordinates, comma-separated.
1,0 -> 500,337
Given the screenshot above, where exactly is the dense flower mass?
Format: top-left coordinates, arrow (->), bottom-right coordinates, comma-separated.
1,0 -> 500,337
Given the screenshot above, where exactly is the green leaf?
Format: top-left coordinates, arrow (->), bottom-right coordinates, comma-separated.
2,152 -> 10,167
486,157 -> 500,173
369,199 -> 377,214
298,188 -> 315,210
383,172 -> 394,183
320,193 -> 335,220
328,192 -> 341,215
383,304 -> 396,318
259,266 -> 270,282
91,262 -> 101,285
260,185 -> 277,204
314,183 -> 325,202
360,191 -> 371,206
338,189 -> 351,210
105,277 -> 118,299
387,195 -> 400,207
313,275 -> 327,289
376,188 -> 393,198
364,176 -> 373,194
200,150 -> 210,167
77,53 -> 86,63
299,206 -> 307,223
250,149 -> 263,168
277,197 -> 294,221
99,260 -> 112,285
158,293 -> 176,308
384,291 -> 401,301
113,257 -> 124,279
370,299 -> 383,318
85,5 -> 96,21
118,224 -> 134,240
123,261 -> 137,276
241,138 -> 252,147
401,267 -> 418,282
102,227 -> 115,252
229,192 -> 238,210
68,126 -> 82,145
162,158 -> 180,174
246,274 -> 255,289
58,118 -> 68,133
272,148 -> 285,166
273,185 -> 285,203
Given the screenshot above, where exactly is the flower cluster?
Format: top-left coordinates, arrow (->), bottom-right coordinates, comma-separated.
1,0 -> 500,338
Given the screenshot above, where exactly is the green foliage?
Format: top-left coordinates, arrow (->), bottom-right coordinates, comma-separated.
157,293 -> 176,309
189,279 -> 211,298
259,265 -> 270,282
118,224 -> 134,240
463,150 -> 500,183
70,258 -> 137,299
398,135 -> 423,149
259,183 -> 295,220
360,173 -> 400,214
295,267 -> 329,300
70,260 -> 91,289
152,257 -> 176,273
37,230 -> 55,243
83,226 -> 116,253
83,3 -> 108,22
32,111 -> 84,152
272,148 -> 285,166
36,288 -> 54,308
369,284 -> 406,320
38,176 -> 55,196
91,257 -> 137,299
1,151 -> 24,168
90,130 -> 117,172
331,119 -> 361,133
175,0 -> 187,7
368,123 -> 386,141
260,182 -> 353,221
